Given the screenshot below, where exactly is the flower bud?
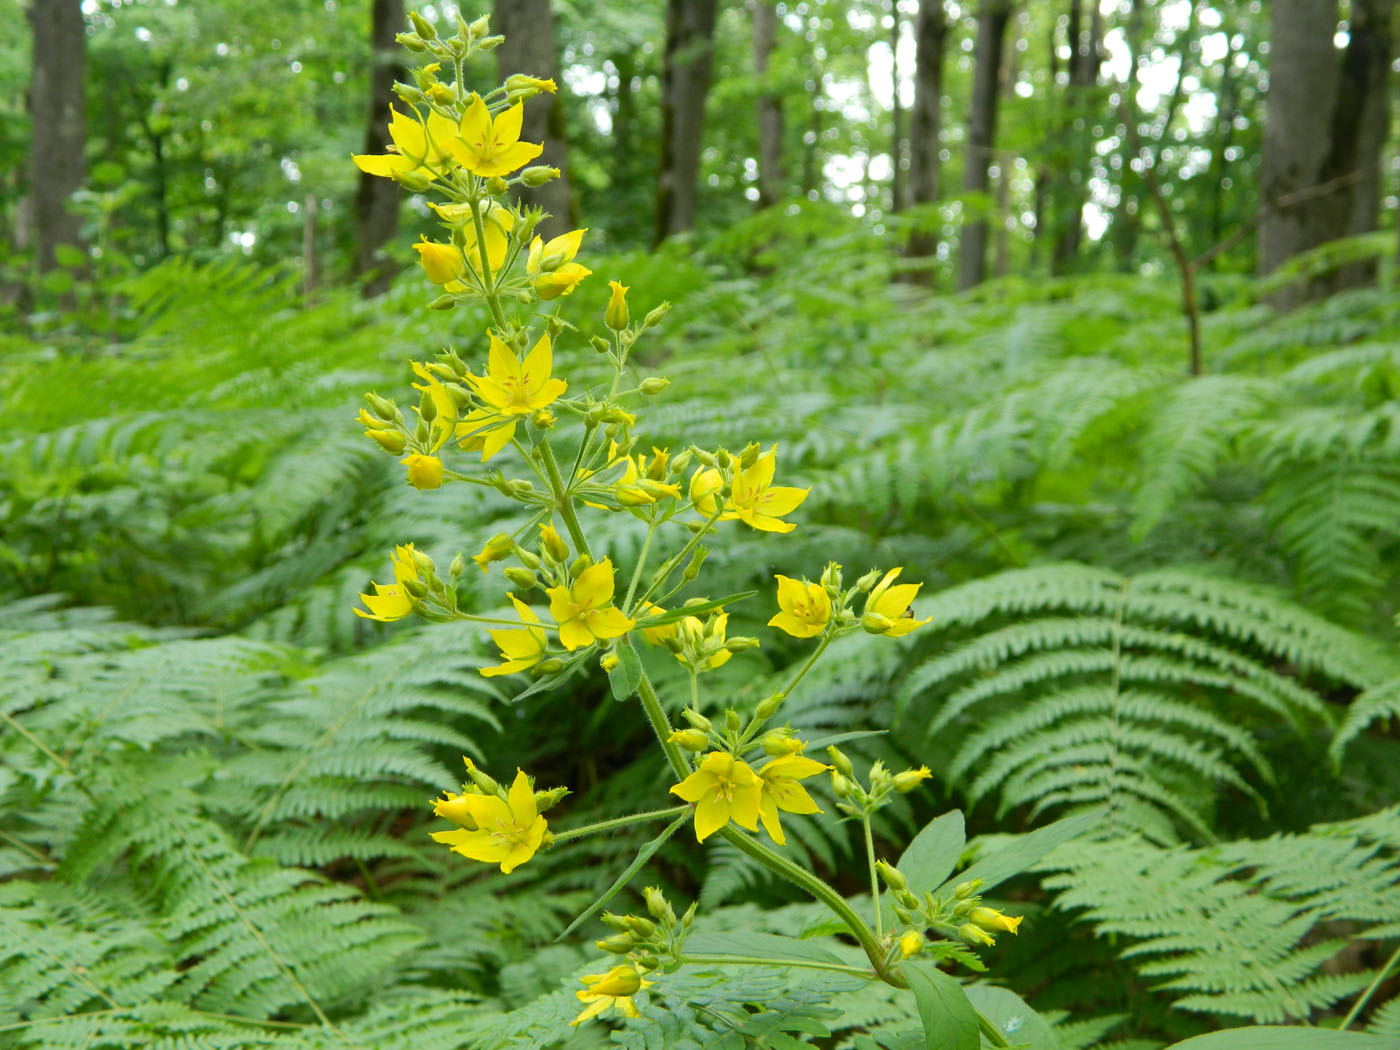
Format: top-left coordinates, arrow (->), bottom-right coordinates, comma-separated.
368,428 -> 407,454
754,695 -> 785,723
531,408 -> 556,428
449,553 -> 465,578
507,479 -> 534,498
599,652 -> 619,673
681,901 -> 698,929
462,758 -> 499,795
714,449 -> 732,470
899,930 -> 925,958
826,746 -> 854,778
409,10 -> 437,38
427,83 -> 454,105
503,567 -> 537,591
821,561 -> 843,598
960,923 -> 996,947
640,377 -> 670,395
760,728 -> 802,756
473,533 -> 514,572
739,443 -> 761,469
643,301 -> 671,328
868,760 -> 892,795
595,933 -> 635,954
569,554 -> 592,579
402,454 -> 444,490
895,888 -> 920,910
395,32 -> 428,51
590,335 -> 611,354
514,546 -> 540,570
477,33 -> 504,51
625,916 -> 656,939
427,294 -> 456,310
875,860 -> 907,892
724,709 -> 742,734
969,907 -> 1023,935
534,785 -> 570,812
682,545 -> 708,581
366,392 -> 401,421
418,388 -> 438,423
644,886 -> 677,926
893,766 -> 933,793
506,73 -> 558,95
634,952 -> 660,971
668,729 -> 710,752
486,176 -> 508,195
533,657 -> 565,675
953,879 -> 984,900
467,14 -> 490,38
403,576 -> 429,599
393,168 -> 433,192
855,568 -> 882,592
520,165 -> 559,187
830,772 -> 852,799
724,636 -> 761,653
600,912 -> 630,932
862,611 -> 895,634
540,523 -> 569,563
681,708 -> 712,732
605,281 -> 630,331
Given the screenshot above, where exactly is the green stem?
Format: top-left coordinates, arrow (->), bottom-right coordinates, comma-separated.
468,195 -> 509,330
551,805 -> 690,845
716,826 -> 897,985
454,612 -> 558,628
680,954 -> 874,979
737,631 -> 833,750
862,811 -> 883,942
1340,940 -> 1400,1030
636,666 -> 690,780
631,508 -> 722,612
538,439 -> 591,558
624,518 -> 658,611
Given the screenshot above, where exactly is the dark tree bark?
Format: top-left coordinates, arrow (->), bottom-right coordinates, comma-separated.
1259,0 -> 1395,307
28,0 -> 86,276
656,0 -> 719,244
496,0 -> 575,241
957,0 -> 1011,291
907,0 -> 947,263
750,0 -> 786,207
994,13 -> 1022,279
1050,0 -> 1102,274
889,0 -> 907,212
355,0 -> 405,297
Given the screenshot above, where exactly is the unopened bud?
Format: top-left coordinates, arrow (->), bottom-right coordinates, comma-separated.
644,886 -> 677,926
640,377 -> 670,395
477,33 -> 504,50
533,658 -> 564,675
395,32 -> 428,51
826,746 -> 854,778
514,164 -> 558,187
681,708 -> 712,733
427,294 -> 456,310
634,952 -> 660,970
895,888 -> 920,910
875,860 -> 907,892
821,561 -> 843,597
467,14 -> 490,38
892,767 -> 933,793
625,916 -> 656,938
862,611 -> 895,634
427,83 -> 454,105
503,567 -> 537,590
403,577 -> 429,599
409,11 -> 437,38
418,390 -> 438,423
595,933 -> 635,954
449,553 -> 465,578
394,168 -> 433,192
761,727 -> 802,756
869,760 -> 892,795
681,901 -> 698,929
366,393 -> 400,421
754,695 -> 784,722
724,709 -> 742,734
724,636 -> 760,653
600,652 -> 619,673
590,335 -> 611,355
960,923 -> 996,947
514,547 -> 540,570
682,546 -> 708,582
643,301 -> 671,328
600,912 -> 630,932
830,772 -> 853,799
953,879 -> 983,900
569,554 -> 592,578
540,524 -> 569,562
714,449 -> 732,469
534,785 -> 570,812
463,759 -> 499,795
485,176 -> 508,195
855,568 -> 882,592
739,442 -> 761,469
668,729 -> 710,752
369,429 -> 407,454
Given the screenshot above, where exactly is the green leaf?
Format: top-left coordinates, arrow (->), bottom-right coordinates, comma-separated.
903,959 -> 979,1050
936,808 -> 1103,897
685,930 -> 845,966
643,592 -> 757,624
898,811 -> 966,896
54,244 -> 86,269
965,986 -> 1059,1050
555,811 -> 689,940
506,649 -> 591,704
608,641 -> 642,700
1165,1029 -> 1400,1050
40,270 -> 74,294
801,729 -> 888,752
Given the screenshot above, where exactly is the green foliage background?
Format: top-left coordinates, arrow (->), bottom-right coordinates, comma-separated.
4,200 -> 1400,1047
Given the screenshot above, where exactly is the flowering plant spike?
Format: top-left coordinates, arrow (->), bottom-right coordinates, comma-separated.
352,10 -> 1029,1039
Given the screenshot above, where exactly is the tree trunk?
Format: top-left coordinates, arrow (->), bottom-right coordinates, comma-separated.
656,0 -> 719,244
907,0 -> 947,261
957,0 -> 1011,291
28,0 -> 85,277
496,0 -> 575,240
889,0 -> 907,212
750,0 -> 786,207
1259,0 -> 1394,307
355,0 -> 405,297
1051,0 -> 1101,274
994,12 -> 1023,279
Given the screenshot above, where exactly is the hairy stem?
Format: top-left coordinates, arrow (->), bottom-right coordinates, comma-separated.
538,438 -> 591,559
551,805 -> 690,845
680,954 -> 874,979
863,811 -> 883,941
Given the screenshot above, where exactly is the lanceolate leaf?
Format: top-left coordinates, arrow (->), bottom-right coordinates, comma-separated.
555,812 -> 689,941
902,960 -> 979,1050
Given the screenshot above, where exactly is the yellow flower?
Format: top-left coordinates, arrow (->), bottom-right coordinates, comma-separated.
429,200 -> 516,284
605,280 -> 629,330
455,408 -> 515,461
726,447 -> 809,533
892,766 -> 933,793
455,95 -> 543,177
755,753 -> 828,846
639,602 -> 677,645
466,332 -> 567,417
539,522 -> 570,563
861,568 -> 932,638
353,543 -> 421,622
614,450 -> 681,506
670,751 -> 763,842
571,965 -> 653,1026
690,467 -> 724,515
899,930 -> 925,958
352,105 -> 459,181
969,906 -> 1023,935
768,575 -> 831,638
413,238 -> 462,285
472,533 -> 515,573
480,596 -> 548,677
527,229 -> 592,299
402,453 -> 444,490
546,559 -> 636,651
506,73 -> 558,95
430,768 -> 546,873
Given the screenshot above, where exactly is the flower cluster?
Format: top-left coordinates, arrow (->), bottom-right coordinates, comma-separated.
354,11 -> 977,1035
